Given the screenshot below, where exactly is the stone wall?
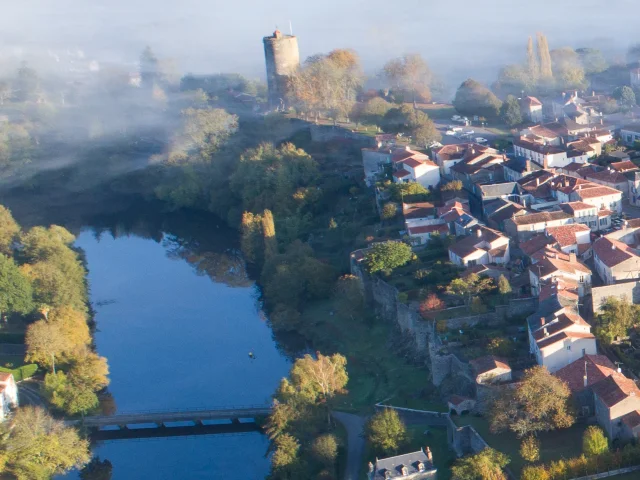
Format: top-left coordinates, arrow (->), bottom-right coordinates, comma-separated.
447,416 -> 489,457
568,465 -> 640,480
428,340 -> 474,386
591,281 -> 640,313
437,297 -> 537,331
374,404 -> 450,427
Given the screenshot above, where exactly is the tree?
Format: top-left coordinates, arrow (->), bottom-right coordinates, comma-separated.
583,426 -> 608,457
364,241 -> 413,273
500,95 -> 522,127
382,54 -> 432,104
80,457 -> 113,480
240,212 -> 264,264
0,206 -> 19,255
270,433 -> 303,477
446,273 -> 494,306
489,366 -> 574,438
169,107 -> 238,163
333,275 -> 364,321
366,409 -> 408,455
595,296 -> 638,345
388,181 -> 430,202
453,79 -> 502,119
353,97 -> 392,126
25,320 -> 66,373
550,47 -> 586,89
526,36 -> 539,80
451,447 -> 509,480
289,353 -> 348,403
290,49 -> 363,120
381,202 -> 398,220
0,254 -> 33,320
520,435 -> 540,462
419,293 -> 445,318
311,434 -> 338,468
0,406 -> 90,478
613,86 -> 637,109
576,47 -> 607,75
494,65 -> 531,98
413,120 -> 441,147
68,351 -> 110,391
497,275 -> 512,296
441,180 -> 463,192
521,466 -> 550,480
628,43 -> 640,65
537,33 -> 553,79
261,209 -> 278,259
14,62 -> 40,102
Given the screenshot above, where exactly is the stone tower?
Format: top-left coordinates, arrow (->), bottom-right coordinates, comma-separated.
263,29 -> 300,109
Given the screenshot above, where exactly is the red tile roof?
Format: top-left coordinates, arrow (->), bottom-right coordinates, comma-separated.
610,161 -> 637,173
593,237 -> 640,267
403,202 -> 435,219
469,355 -> 511,375
511,210 -> 573,227
558,202 -> 597,214
554,354 -> 617,393
408,224 -> 449,235
401,157 -> 426,169
592,374 -> 640,408
537,331 -> 594,350
622,410 -> 640,429
578,186 -> 622,199
393,169 -> 410,178
0,372 -> 12,382
521,234 -> 554,256
546,224 -> 590,248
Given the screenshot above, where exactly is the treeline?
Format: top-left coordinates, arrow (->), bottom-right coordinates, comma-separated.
0,205 -> 110,417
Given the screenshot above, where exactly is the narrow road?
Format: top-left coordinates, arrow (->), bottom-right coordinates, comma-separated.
332,411 -> 367,480
17,380 -> 46,408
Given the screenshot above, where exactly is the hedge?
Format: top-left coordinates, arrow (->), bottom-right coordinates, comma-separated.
0,364 -> 38,381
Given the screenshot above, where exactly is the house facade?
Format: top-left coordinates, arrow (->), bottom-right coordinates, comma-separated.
593,236 -> 640,285
0,373 -> 18,422
448,226 -> 510,267
369,448 -> 437,480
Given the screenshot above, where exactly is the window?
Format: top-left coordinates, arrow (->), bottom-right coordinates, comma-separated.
566,345 -> 571,351
579,275 -> 584,283
590,221 -> 596,227
582,348 -> 586,356
600,218 -> 607,226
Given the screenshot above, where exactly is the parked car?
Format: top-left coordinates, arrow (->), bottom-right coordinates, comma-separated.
475,137 -> 488,144
452,115 -> 462,121
452,126 -> 463,132
445,130 -> 455,136
428,141 -> 443,148
464,129 -> 475,135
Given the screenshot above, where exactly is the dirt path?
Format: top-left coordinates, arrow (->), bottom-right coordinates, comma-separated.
332,411 -> 367,480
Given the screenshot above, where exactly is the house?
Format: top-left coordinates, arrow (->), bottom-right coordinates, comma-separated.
407,223 -> 450,247
0,373 -> 18,422
513,136 -> 569,169
504,210 -> 574,243
362,145 -> 394,186
592,237 -> 640,285
448,226 -> 511,267
453,212 -> 480,237
527,306 -> 596,373
502,157 -> 541,182
403,202 -> 436,227
629,172 -> 640,207
432,143 -> 499,178
520,234 -> 555,264
520,96 -> 543,123
545,224 -> 592,259
469,356 -> 512,385
573,185 -> 621,214
558,201 -> 600,231
528,248 -> 592,297
566,137 -> 602,158
620,125 -> 640,146
592,373 -> 640,440
484,198 -> 527,231
368,448 -> 437,480
448,395 -> 476,415
450,153 -> 505,193
473,182 -> 524,217
610,160 -> 637,173
520,125 -> 563,145
554,354 -> 619,418
392,152 -> 441,190
581,169 -> 630,198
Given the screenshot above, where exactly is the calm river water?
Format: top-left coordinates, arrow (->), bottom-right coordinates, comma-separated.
59,210 -> 291,479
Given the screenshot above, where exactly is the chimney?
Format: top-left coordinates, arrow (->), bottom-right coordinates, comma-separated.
536,177 -> 540,186
544,327 -> 549,337
618,367 -> 623,373
540,317 -> 546,326
600,118 -> 603,125
578,184 -> 582,190
612,244 -> 616,251
476,228 -> 482,238
562,92 -> 566,99
569,252 -> 577,263
584,360 -> 588,388
426,447 -> 433,462
543,157 -> 549,169
565,179 -> 569,188
526,159 -> 532,172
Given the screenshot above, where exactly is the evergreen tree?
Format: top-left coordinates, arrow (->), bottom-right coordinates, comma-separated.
366,409 -> 408,455
526,36 -> 539,81
500,95 -> 522,127
261,209 -> 278,259
240,212 -> 263,265
0,254 -> 33,320
537,33 -> 553,78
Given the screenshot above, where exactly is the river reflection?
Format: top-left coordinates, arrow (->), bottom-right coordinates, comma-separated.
57,208 -> 290,479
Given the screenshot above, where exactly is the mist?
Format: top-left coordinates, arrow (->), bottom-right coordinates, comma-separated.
4,0 -> 640,86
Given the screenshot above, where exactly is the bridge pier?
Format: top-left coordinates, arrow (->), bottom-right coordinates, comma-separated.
118,424 -> 129,430
231,418 -> 240,425
194,419 -> 204,426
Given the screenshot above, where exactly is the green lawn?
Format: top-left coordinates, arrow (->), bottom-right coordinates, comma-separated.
454,416 -> 589,476
300,299 -> 445,414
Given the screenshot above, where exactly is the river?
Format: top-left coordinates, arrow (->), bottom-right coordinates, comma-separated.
56,208 -> 292,479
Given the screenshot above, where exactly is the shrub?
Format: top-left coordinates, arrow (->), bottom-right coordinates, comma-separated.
0,364 -> 38,381
583,426 -> 608,457
520,435 -> 540,462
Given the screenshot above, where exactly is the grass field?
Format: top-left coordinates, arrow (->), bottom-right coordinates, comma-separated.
300,299 -> 445,414
454,415 -> 588,476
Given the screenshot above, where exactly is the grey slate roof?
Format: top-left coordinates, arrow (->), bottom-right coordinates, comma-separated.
479,182 -> 522,199
373,449 -> 436,480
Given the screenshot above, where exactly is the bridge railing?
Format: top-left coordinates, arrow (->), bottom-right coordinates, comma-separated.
82,404 -> 273,417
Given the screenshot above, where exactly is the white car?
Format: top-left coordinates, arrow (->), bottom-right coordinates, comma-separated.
445,130 -> 455,136
475,137 -> 488,144
464,129 -> 475,135
428,141 -> 443,148
452,126 -> 463,132
452,115 -> 462,121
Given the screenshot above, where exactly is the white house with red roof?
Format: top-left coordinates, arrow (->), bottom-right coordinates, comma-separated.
448,226 -> 510,267
528,248 -> 592,298
0,373 -> 18,421
545,224 -> 592,259
527,306 -> 596,373
592,236 -> 640,285
391,148 -> 440,190
520,97 -> 543,123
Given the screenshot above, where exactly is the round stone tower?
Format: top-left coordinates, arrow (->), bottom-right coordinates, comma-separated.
263,29 -> 300,109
